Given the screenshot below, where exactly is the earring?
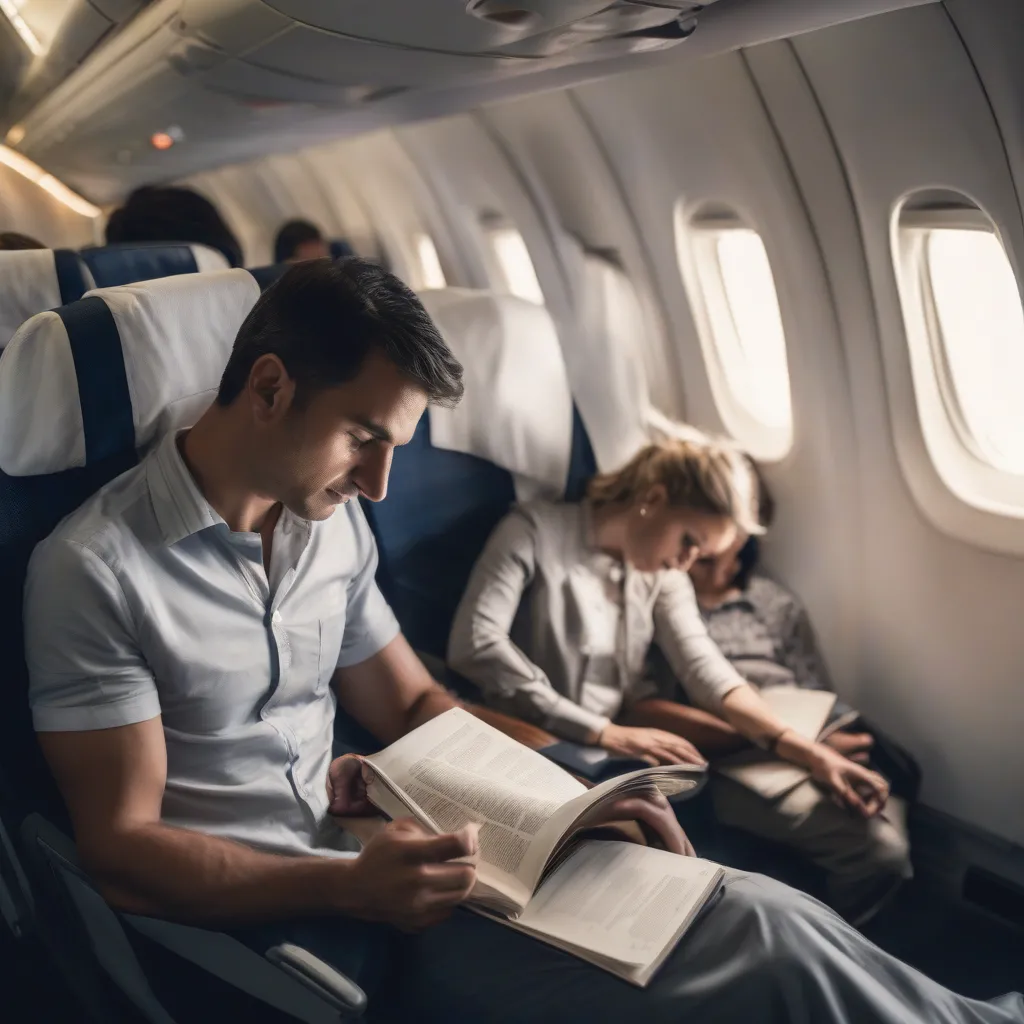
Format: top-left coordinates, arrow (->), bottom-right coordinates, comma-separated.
639,506 -> 648,517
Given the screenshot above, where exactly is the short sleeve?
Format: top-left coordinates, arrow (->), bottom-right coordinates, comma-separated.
336,510 -> 400,669
24,538 -> 161,732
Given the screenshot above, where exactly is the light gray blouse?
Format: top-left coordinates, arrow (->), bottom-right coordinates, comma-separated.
448,501 -> 748,743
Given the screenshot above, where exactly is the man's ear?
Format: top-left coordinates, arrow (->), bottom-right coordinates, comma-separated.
247,354 -> 295,424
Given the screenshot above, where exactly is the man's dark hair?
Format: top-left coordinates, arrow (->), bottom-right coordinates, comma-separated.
274,219 -> 324,263
0,231 -> 45,250
105,185 -> 243,268
217,258 -> 464,410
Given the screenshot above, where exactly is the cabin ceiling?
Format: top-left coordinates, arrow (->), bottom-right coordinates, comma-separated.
0,0 -> 938,204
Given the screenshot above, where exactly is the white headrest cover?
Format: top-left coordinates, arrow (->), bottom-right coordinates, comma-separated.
0,268 -> 260,476
576,253 -> 653,471
0,249 -> 62,351
419,289 -> 572,499
190,244 -> 230,273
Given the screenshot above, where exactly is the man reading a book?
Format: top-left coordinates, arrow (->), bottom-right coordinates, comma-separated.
24,260 -> 1022,1022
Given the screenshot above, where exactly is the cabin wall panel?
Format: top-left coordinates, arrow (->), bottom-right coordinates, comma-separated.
0,163 -> 97,249
479,92 -> 682,415
566,52 -> 864,709
786,4 -> 1024,842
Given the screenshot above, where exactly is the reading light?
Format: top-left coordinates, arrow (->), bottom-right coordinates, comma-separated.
0,0 -> 43,56
150,131 -> 174,151
5,124 -> 25,146
0,145 -> 100,218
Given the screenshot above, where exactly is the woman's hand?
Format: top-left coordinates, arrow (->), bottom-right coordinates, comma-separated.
591,792 -> 695,856
598,723 -> 707,767
807,743 -> 889,817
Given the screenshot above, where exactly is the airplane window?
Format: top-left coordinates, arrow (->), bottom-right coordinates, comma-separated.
713,230 -> 792,431
925,228 -> 1024,474
677,209 -> 793,459
488,227 -> 545,305
414,232 -> 447,290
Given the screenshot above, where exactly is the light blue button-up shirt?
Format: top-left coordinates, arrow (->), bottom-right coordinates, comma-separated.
24,430 -> 399,857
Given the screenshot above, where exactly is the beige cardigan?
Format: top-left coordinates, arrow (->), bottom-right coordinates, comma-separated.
448,501 -> 747,743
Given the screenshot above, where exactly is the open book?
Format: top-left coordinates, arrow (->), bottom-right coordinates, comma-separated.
357,707 -> 723,986
715,686 -> 859,800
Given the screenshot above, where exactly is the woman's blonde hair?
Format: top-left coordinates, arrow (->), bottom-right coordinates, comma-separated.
586,433 -> 765,536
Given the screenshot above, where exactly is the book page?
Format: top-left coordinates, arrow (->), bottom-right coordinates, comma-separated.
758,686 -> 837,740
516,841 -> 723,969
365,708 -> 586,898
715,686 -> 837,799
519,762 -> 706,892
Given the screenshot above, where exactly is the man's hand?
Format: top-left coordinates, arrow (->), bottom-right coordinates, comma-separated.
339,819 -> 479,932
597,724 -> 706,768
326,754 -> 376,817
823,731 -> 874,764
808,744 -> 889,818
589,792 -> 695,857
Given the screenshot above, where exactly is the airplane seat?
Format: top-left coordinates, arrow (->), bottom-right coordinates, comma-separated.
358,290 -> 603,740
363,411 -> 518,666
79,241 -> 229,288
0,248 -> 94,351
566,239 -> 655,472
0,269 -> 369,1020
329,240 -> 355,260
362,289 -> 575,666
248,261 -> 292,290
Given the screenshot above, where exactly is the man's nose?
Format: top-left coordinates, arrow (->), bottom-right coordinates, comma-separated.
353,446 -> 392,503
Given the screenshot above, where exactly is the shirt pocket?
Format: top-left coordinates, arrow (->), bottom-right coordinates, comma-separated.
317,602 -> 348,695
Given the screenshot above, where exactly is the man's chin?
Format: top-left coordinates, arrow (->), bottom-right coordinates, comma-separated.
288,497 -> 341,523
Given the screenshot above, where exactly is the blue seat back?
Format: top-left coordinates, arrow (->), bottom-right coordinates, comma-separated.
0,271 -> 259,815
0,295 -> 141,814
247,262 -> 291,291
328,240 -> 355,260
362,415 -> 517,658
80,242 -> 227,288
362,405 -> 596,660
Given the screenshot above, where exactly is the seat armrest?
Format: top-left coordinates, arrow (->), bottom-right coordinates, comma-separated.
125,915 -> 368,1021
267,942 -> 368,1017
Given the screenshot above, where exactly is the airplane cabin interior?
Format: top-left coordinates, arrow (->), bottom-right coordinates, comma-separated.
1,0 -> 1023,1021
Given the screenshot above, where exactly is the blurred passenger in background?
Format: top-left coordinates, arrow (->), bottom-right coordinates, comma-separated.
105,185 -> 243,267
274,218 -> 330,263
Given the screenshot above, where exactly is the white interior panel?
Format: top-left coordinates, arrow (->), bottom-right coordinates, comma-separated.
0,162 -> 97,249
479,92 -> 680,415
789,5 -> 1024,843
568,54 -> 863,703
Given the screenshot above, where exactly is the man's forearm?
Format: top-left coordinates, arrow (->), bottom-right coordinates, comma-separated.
86,822 -> 351,926
404,683 -> 460,733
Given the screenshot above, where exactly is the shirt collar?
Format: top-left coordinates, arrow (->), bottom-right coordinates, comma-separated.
146,430 -> 316,552
146,430 -> 226,547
